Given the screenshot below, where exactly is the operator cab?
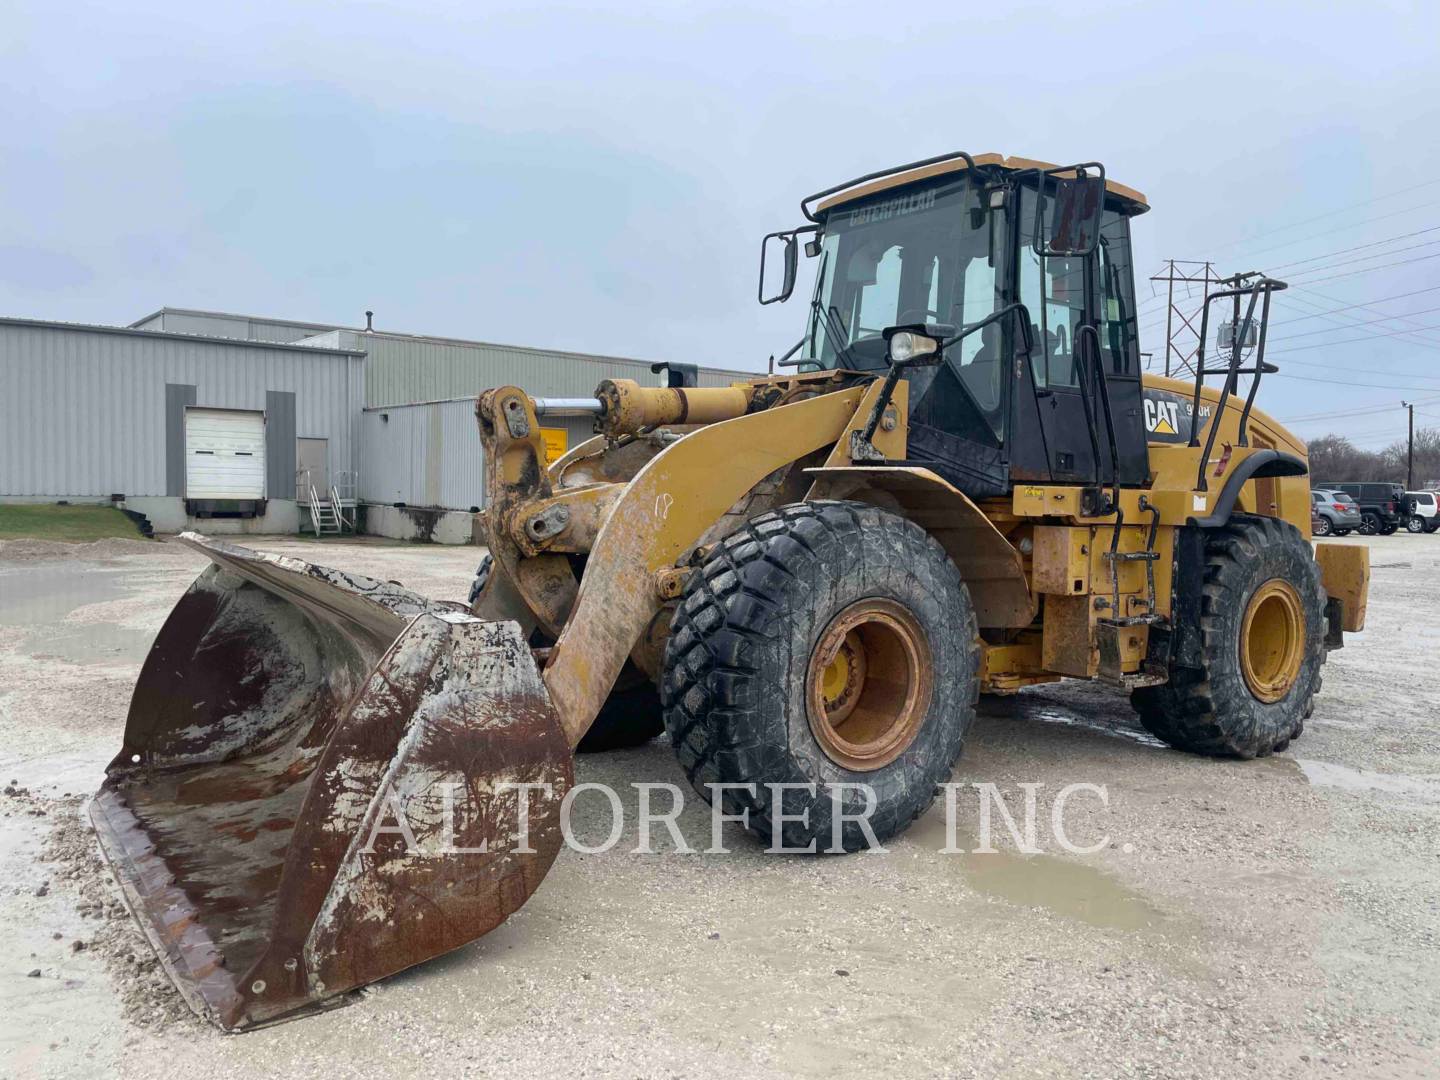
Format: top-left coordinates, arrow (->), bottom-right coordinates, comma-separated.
762,152 -> 1151,504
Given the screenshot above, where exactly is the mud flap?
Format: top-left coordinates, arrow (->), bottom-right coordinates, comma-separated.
90,535 -> 572,1030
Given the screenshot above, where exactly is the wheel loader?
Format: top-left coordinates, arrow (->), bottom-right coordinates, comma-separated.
92,151 -> 1370,1029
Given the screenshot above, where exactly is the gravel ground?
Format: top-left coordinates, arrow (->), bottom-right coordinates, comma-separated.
1,532 -> 1436,1078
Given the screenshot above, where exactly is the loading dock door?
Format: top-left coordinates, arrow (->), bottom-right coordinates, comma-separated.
186,408 -> 266,499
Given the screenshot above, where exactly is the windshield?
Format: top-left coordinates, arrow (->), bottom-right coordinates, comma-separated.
805,175 -> 1002,379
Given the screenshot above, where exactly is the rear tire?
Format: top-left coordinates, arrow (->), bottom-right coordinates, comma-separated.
1313,516 -> 1332,537
1380,523 -> 1399,535
1406,516 -> 1425,533
1130,515 -> 1326,758
662,501 -> 978,851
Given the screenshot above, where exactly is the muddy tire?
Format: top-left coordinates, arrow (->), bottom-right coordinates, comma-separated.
467,553 -> 493,605
661,501 -> 978,852
1130,514 -> 1327,758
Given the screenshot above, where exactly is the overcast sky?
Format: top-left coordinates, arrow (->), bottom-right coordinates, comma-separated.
4,1 -> 1439,446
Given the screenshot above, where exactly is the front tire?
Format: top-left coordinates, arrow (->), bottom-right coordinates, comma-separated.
662,501 -> 978,851
1359,513 -> 1379,536
1131,515 -> 1327,758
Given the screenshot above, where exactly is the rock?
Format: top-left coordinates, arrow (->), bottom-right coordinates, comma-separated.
835,969 -> 850,977
71,940 -> 87,953
27,968 -> 41,978
35,882 -> 50,897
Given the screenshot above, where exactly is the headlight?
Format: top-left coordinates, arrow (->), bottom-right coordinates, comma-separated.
887,330 -> 940,364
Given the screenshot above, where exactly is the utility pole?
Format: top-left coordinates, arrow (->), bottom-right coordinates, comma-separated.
1403,400 -> 1415,489
1148,260 -> 1223,378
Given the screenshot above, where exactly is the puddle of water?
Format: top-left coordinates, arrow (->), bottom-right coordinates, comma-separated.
1296,759 -> 1440,802
0,566 -> 151,664
905,808 -> 1167,933
1031,707 -> 1170,750
0,566 -> 129,625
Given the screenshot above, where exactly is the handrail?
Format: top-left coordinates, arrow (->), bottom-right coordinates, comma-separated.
1188,276 -> 1287,492
1076,323 -> 1122,514
801,151 -> 979,223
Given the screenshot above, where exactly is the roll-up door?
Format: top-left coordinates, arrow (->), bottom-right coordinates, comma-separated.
185,408 -> 266,499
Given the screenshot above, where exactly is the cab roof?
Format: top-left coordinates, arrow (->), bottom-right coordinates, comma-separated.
815,153 -> 1149,217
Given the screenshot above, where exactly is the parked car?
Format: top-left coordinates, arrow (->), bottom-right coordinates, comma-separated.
1310,488 -> 1364,536
1322,482 -> 1406,535
1403,490 -> 1439,533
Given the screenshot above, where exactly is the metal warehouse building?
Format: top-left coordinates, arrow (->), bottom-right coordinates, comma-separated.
1,316 -> 364,535
3,307 -> 752,542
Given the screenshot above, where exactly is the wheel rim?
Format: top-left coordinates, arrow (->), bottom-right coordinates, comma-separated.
1240,580 -> 1306,703
1408,518 -> 1424,532
1315,519 -> 1331,535
806,599 -> 932,771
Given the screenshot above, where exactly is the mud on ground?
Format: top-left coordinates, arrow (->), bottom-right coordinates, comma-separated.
1,532 -> 1436,1078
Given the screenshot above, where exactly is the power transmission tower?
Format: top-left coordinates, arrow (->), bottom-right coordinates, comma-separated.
1148,260 -> 1224,377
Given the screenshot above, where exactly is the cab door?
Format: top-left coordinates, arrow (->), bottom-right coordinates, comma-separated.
1008,187 -> 1148,488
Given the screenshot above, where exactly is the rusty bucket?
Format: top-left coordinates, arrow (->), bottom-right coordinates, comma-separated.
90,535 -> 572,1029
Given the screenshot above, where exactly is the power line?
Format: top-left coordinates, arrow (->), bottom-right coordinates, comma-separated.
1268,370 -> 1440,392
1203,177 -> 1440,256
1267,283 -> 1440,327
1280,395 -> 1440,423
1288,281 -> 1440,335
1271,236 -> 1440,279
1265,223 -> 1440,273
1267,320 -> 1440,354
1287,248 -> 1440,286
1278,292 -> 1440,352
1267,303 -> 1440,342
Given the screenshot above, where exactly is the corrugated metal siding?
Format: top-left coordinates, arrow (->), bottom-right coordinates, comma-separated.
131,310 -> 758,400
0,320 -> 365,498
359,399 -> 592,510
356,333 -> 753,408
134,310 -> 331,343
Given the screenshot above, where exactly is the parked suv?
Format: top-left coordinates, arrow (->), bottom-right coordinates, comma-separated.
1404,490 -> 1439,533
1310,488 -> 1364,536
1323,482 -> 1406,535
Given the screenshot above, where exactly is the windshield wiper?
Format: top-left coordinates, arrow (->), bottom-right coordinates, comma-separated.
810,297 -> 851,364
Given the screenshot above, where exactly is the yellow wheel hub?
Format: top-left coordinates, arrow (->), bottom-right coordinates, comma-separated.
1240,579 -> 1306,703
806,599 -> 932,772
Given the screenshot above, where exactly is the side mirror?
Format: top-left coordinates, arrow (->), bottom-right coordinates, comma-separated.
759,231 -> 799,305
1033,167 -> 1106,258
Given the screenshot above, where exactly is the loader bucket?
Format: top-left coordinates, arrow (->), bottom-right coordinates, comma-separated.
90,534 -> 572,1030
